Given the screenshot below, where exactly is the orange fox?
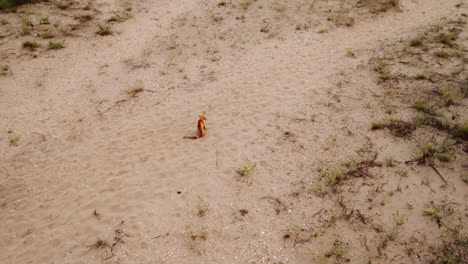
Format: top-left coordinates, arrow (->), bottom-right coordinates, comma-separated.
184,112 -> 207,139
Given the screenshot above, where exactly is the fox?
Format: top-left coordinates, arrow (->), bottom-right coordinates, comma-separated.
184,112 -> 207,139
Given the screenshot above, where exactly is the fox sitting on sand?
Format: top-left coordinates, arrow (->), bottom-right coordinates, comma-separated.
184,112 -> 207,139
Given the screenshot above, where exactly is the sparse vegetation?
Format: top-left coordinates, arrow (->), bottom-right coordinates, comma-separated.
423,208 -> 442,227
409,36 -> 424,47
22,40 -> 39,51
88,238 -> 110,249
123,80 -> 144,98
47,40 -> 64,49
197,196 -> 209,217
326,239 -> 349,259
453,124 -> 468,141
237,161 -> 256,177
187,225 -> 208,255
39,16 -> 49,25
96,25 -> 113,36
0,64 -> 10,75
9,135 -> 20,146
20,20 -> 31,35
55,0 -> 74,10
371,121 -> 386,130
414,101 -> 431,113
437,32 -> 458,47
108,12 -> 133,23
239,0 -> 253,11
38,30 -> 54,39
0,0 -> 43,10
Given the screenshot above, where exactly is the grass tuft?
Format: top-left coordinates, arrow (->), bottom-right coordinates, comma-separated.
22,40 -> 39,51
47,40 -> 64,49
237,161 -> 256,177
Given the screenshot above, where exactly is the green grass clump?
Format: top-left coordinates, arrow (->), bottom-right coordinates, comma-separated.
330,239 -> 349,258
9,135 -> 20,146
0,64 -> 9,75
237,161 -> 256,177
107,12 -> 133,22
435,153 -> 452,162
436,86 -> 449,97
452,124 -> 468,141
423,208 -> 442,227
323,162 -> 357,186
1,0 -> 42,10
414,101 -> 431,113
47,40 -> 64,49
20,21 -> 30,35
38,30 -> 54,39
409,36 -> 423,47
123,80 -> 144,98
371,121 -> 386,130
96,25 -> 113,36
239,0 -> 253,10
437,33 -> 458,46
39,16 -> 49,25
414,74 -> 427,80
22,40 -> 39,51
434,50 -> 451,58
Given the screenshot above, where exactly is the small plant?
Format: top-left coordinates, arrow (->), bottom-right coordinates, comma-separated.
435,152 -> 452,162
74,13 -> 94,23
38,30 -> 54,39
328,239 -> 349,258
0,64 -> 9,75
386,120 -> 415,137
395,216 -> 405,226
47,40 -> 64,49
22,40 -> 39,51
188,225 -> 208,255
414,101 -> 431,113
462,173 -> 468,184
415,142 -> 436,161
89,238 -> 110,249
436,86 -> 449,97
107,12 -> 133,22
271,2 -> 287,13
9,135 -> 20,146
239,0 -> 253,10
346,49 -> 356,58
423,208 -> 442,227
409,36 -> 423,47
237,161 -> 256,177
384,157 -> 396,167
55,0 -> 74,10
434,50 -> 450,58
197,196 -> 209,217
450,49 -> 464,57
20,21 -> 31,35
414,74 -> 427,80
452,124 -> 467,140
39,16 -> 50,25
437,33 -> 457,46
123,80 -> 144,98
97,25 -> 113,36
371,121 -> 386,130
385,229 -> 399,241
329,12 -> 355,27
374,58 -> 388,73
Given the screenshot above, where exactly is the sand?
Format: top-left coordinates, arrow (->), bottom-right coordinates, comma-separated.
1,0 -> 467,263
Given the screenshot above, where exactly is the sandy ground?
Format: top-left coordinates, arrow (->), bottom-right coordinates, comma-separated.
1,0 -> 467,263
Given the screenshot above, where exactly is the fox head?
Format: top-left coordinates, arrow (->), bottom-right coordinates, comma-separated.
199,112 -> 207,120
